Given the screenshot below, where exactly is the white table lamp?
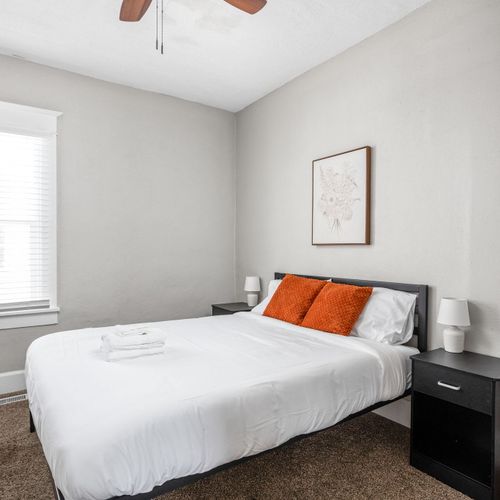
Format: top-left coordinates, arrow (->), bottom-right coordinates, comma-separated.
244,276 -> 261,307
437,298 -> 470,353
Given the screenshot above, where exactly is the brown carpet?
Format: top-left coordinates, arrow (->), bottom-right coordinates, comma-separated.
0,398 -> 468,500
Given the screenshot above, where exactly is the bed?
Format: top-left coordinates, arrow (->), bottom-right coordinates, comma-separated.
26,273 -> 428,500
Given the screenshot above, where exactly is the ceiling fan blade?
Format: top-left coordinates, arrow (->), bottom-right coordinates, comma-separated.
223,0 -> 267,15
119,0 -> 153,22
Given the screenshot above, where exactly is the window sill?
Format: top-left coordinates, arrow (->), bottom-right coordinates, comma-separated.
0,307 -> 59,330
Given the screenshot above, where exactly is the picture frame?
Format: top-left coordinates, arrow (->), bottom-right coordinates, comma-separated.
312,146 -> 371,245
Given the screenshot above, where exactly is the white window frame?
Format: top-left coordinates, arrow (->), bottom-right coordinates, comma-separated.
0,101 -> 61,330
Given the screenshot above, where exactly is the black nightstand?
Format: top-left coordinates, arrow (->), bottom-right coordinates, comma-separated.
211,302 -> 252,316
411,349 -> 500,499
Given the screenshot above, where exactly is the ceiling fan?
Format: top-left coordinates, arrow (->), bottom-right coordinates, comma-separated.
119,0 -> 267,22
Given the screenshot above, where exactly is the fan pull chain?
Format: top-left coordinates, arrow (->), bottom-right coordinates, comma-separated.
155,0 -> 158,50
154,0 -> 165,55
161,0 -> 164,54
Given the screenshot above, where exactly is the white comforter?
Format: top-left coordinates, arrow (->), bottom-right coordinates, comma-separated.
26,312 -> 417,500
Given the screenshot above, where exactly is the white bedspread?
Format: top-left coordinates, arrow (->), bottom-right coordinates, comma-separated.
26,312 -> 417,500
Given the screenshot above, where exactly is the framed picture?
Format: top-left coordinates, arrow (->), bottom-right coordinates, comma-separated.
312,146 -> 371,245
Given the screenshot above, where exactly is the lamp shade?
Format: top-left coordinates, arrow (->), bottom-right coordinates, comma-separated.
244,276 -> 261,292
437,298 -> 470,327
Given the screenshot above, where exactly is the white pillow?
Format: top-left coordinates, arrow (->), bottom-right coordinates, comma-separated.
251,279 -> 282,315
351,287 -> 417,345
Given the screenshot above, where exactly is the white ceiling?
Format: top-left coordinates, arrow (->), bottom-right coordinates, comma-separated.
0,0 -> 429,112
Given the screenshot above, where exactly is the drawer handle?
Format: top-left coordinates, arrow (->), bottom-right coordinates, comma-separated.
437,380 -> 461,391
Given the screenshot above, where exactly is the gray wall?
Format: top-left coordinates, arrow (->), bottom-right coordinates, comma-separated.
235,0 -> 500,356
0,55 -> 236,372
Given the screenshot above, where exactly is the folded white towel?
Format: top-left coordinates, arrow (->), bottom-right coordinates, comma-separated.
99,325 -> 166,362
101,326 -> 165,350
104,345 -> 164,362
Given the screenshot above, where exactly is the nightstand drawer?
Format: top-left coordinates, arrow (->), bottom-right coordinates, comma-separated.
413,361 -> 492,415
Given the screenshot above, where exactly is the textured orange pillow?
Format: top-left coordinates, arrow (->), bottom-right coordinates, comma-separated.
301,282 -> 373,335
263,274 -> 327,325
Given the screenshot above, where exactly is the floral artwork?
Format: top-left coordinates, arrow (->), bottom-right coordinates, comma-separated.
312,147 -> 371,245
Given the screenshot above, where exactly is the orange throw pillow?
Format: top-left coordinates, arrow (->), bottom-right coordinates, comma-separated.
301,282 -> 373,335
263,274 -> 327,325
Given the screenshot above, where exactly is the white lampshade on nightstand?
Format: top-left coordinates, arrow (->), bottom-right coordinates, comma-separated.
438,298 -> 470,353
244,276 -> 261,307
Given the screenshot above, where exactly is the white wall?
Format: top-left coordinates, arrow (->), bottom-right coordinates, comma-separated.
235,0 -> 500,421
0,55 -> 236,373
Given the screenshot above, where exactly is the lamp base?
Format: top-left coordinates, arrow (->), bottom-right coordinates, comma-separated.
443,326 -> 465,353
247,293 -> 258,307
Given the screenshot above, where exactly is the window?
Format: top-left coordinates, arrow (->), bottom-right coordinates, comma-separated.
0,101 -> 60,329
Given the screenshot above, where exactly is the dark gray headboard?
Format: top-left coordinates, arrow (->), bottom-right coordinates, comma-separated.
274,272 -> 428,352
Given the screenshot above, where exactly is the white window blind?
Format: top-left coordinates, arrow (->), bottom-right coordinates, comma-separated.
0,101 -> 60,328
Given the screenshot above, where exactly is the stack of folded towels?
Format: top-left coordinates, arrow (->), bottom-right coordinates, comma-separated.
100,325 -> 166,361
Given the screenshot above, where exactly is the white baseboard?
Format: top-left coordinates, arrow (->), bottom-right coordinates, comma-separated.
0,370 -> 26,395
373,396 -> 411,428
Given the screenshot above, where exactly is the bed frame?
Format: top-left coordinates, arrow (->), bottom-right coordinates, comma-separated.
36,272 -> 428,500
